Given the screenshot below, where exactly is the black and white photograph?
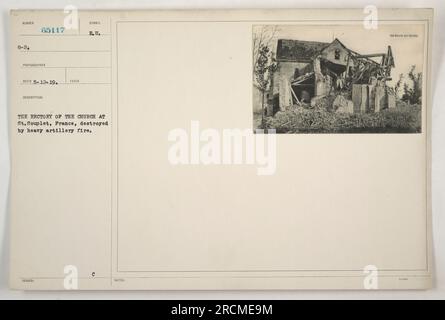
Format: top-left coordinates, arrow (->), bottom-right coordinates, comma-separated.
1,3 -> 444,302
253,24 -> 425,133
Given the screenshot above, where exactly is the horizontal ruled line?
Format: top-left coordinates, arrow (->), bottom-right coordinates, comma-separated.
21,66 -> 111,69
19,34 -> 111,37
21,50 -> 111,53
20,83 -> 111,85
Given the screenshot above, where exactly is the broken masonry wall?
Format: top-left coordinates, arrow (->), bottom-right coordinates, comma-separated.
352,83 -> 396,113
277,76 -> 292,112
313,57 -> 333,97
352,84 -> 366,113
271,61 -> 311,112
374,85 -> 386,112
387,90 -> 396,109
272,61 -> 311,95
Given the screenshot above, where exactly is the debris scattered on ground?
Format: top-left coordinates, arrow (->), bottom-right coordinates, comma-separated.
333,95 -> 354,113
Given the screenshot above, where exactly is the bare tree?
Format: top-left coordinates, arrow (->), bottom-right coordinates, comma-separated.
253,26 -> 278,73
254,44 -> 277,128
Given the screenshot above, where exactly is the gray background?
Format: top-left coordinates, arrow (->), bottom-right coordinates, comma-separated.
1,0 -> 444,299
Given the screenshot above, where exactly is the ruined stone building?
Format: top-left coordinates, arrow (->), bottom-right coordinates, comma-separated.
266,38 -> 396,115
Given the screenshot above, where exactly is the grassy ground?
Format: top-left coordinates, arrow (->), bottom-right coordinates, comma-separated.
253,111 -> 264,130
254,105 -> 421,134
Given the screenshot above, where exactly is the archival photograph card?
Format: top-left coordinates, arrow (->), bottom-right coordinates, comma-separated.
9,9 -> 433,290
